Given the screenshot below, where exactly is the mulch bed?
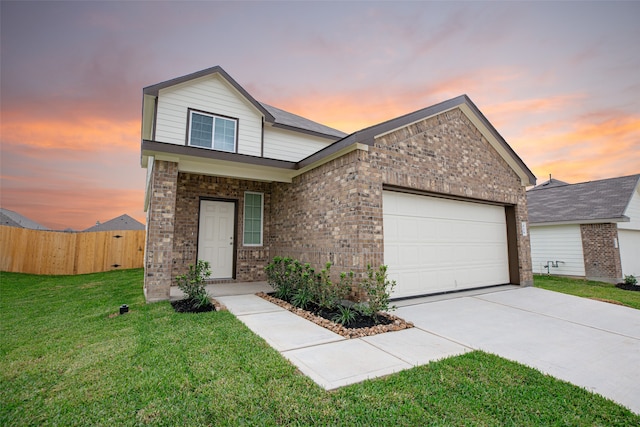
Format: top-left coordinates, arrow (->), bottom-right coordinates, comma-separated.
170,298 -> 228,313
257,292 -> 413,339
615,283 -> 640,292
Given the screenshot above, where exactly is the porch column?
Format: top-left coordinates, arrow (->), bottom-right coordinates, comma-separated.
144,159 -> 178,302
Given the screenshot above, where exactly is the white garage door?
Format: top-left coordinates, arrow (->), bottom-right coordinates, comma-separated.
383,191 -> 510,298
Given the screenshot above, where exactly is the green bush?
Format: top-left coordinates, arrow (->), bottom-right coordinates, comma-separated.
175,260 -> 212,308
624,275 -> 638,286
357,264 -> 396,320
264,256 -> 296,300
264,258 -> 396,323
312,263 -> 351,310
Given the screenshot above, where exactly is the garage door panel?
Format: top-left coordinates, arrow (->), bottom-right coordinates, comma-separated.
383,191 -> 510,298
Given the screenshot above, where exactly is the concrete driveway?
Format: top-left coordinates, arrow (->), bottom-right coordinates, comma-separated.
217,286 -> 640,414
396,287 -> 640,414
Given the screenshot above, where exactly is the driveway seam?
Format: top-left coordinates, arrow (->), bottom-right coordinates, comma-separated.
471,294 -> 640,341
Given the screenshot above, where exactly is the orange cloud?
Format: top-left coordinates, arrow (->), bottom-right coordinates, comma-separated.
264,68 -> 523,134
514,112 -> 640,183
1,113 -> 140,152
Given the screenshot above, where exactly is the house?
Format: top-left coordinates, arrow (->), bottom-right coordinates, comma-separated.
0,208 -> 49,230
140,66 -> 536,302
83,214 -> 145,232
527,174 -> 640,282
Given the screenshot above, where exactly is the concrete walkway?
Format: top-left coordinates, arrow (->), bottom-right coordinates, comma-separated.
215,287 -> 640,414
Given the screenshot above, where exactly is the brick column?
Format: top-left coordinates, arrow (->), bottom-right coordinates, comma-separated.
580,223 -> 622,283
144,159 -> 178,302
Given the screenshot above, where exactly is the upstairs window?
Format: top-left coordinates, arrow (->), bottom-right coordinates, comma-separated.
188,110 -> 237,152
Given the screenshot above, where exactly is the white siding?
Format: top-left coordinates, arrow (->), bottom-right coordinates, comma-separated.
530,225 -> 585,276
619,229 -> 640,277
619,186 -> 640,231
263,126 -> 334,161
154,75 -> 263,156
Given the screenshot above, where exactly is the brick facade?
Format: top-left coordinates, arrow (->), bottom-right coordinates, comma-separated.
271,150 -> 383,298
370,109 -> 533,287
580,223 -> 622,283
270,108 -> 533,297
144,160 -> 178,302
144,107 -> 533,301
173,173 -> 272,283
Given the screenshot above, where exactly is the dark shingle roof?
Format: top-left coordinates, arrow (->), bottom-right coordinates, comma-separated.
259,102 -> 347,139
529,178 -> 570,191
0,208 -> 49,230
527,174 -> 640,224
83,214 -> 145,232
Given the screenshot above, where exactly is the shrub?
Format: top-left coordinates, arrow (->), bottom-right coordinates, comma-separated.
265,257 -> 397,325
312,263 -> 351,310
175,260 -> 212,308
357,264 -> 396,321
265,256 -> 295,300
624,275 -> 638,286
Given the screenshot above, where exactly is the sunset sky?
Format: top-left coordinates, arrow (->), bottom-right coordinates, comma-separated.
1,1 -> 639,230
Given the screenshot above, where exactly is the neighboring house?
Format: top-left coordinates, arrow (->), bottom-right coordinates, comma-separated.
0,208 -> 49,230
140,66 -> 536,302
527,174 -> 640,282
83,214 -> 145,232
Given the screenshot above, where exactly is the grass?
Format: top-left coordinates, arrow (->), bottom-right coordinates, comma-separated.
1,269 -> 638,426
534,274 -> 640,310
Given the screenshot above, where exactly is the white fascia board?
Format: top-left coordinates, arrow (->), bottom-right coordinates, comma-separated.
293,142 -> 369,177
142,94 -> 156,141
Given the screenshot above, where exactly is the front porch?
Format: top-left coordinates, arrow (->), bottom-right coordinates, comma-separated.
169,281 -> 273,301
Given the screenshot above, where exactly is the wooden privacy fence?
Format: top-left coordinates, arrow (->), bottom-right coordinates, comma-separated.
0,225 -> 145,275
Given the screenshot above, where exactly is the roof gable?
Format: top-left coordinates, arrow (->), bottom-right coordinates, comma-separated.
527,174 -> 640,224
143,66 -> 344,140
299,95 -> 536,186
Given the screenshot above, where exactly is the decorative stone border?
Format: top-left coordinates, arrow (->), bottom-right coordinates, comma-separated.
257,292 -> 413,339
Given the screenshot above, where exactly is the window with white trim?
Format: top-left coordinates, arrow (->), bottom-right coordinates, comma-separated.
188,110 -> 237,152
243,192 -> 263,246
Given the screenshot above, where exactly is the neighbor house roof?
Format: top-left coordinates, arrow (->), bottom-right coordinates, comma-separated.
527,174 -> 640,225
143,66 -> 345,140
0,208 -> 49,230
529,177 -> 569,190
83,214 -> 145,232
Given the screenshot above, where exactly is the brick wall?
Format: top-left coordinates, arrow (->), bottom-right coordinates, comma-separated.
271,150 -> 383,298
144,160 -> 178,302
370,108 -> 533,286
580,223 -> 622,282
271,107 -> 533,297
173,173 -> 272,283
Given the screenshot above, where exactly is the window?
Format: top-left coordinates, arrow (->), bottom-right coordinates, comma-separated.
243,192 -> 263,246
188,111 -> 237,152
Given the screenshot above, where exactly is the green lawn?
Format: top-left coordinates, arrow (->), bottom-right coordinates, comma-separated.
2,270 -> 638,426
534,274 -> 640,310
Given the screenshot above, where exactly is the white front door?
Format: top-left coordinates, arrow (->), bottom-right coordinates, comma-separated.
198,200 -> 235,279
